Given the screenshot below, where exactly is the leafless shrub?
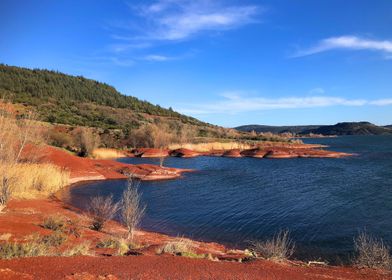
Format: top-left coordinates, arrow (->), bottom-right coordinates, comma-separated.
250,230 -> 295,261
354,232 -> 392,270
76,128 -> 100,157
120,176 -> 146,240
88,195 -> 119,231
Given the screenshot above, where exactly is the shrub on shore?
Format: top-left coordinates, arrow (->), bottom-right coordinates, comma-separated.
120,176 -> 146,240
88,195 -> 119,231
249,230 -> 295,261
353,232 -> 392,270
42,215 -> 66,231
157,237 -> 195,256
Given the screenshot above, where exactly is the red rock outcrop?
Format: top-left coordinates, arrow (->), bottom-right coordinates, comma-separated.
240,148 -> 268,158
132,148 -> 170,158
222,149 -> 242,158
170,148 -> 200,158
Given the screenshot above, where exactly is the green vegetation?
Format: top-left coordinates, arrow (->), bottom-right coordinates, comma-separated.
0,64 -> 294,150
0,64 -> 201,128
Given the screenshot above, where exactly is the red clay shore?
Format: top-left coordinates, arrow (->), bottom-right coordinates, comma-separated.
131,144 -> 352,159
2,145 -> 383,280
34,145 -> 192,183
0,199 -> 390,280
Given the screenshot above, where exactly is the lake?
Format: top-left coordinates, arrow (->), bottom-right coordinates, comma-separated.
67,136 -> 392,263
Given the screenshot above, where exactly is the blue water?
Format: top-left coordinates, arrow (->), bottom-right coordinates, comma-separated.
68,136 -> 392,262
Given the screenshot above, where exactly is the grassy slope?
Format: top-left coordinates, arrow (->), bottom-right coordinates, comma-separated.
0,64 -> 207,130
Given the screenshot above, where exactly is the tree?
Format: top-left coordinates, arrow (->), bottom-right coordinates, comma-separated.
76,128 -> 100,157
120,176 -> 146,240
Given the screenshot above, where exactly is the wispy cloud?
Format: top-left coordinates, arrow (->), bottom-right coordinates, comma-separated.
370,99 -> 392,106
293,36 -> 392,58
143,54 -> 173,61
177,92 -> 392,115
113,1 -> 260,48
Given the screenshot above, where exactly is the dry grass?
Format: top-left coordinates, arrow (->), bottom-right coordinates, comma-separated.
63,241 -> 92,256
249,230 -> 295,261
92,148 -> 127,159
42,215 -> 66,231
168,142 -> 254,152
157,237 -> 195,256
0,234 -> 51,259
96,237 -> 140,256
354,232 -> 392,270
0,163 -> 70,199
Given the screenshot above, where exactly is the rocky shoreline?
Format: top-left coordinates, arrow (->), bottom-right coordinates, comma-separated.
128,145 -> 352,159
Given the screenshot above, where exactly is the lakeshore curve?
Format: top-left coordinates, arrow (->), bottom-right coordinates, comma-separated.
0,145 -> 377,280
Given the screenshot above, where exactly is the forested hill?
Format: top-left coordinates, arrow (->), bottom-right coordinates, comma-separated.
237,122 -> 392,135
303,122 -> 392,135
0,64 -> 203,128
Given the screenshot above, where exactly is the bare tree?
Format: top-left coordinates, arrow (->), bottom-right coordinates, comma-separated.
88,195 -> 119,231
120,176 -> 146,240
76,128 -> 100,157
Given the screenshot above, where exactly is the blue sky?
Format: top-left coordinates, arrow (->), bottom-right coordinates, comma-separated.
1,0 -> 392,127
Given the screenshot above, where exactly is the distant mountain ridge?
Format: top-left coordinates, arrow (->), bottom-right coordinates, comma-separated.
236,122 -> 392,135
235,125 -> 322,134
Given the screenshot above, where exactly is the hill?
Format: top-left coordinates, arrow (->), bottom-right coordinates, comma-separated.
236,122 -> 392,136
304,122 -> 392,135
0,64 -> 273,150
235,124 -> 322,134
0,64 -> 203,129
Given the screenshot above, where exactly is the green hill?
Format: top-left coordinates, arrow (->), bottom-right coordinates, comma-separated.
1,64 -> 271,149
304,122 -> 392,135
236,122 -> 392,136
0,64 -> 204,129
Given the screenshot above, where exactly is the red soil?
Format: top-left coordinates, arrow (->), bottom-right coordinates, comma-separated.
130,145 -> 352,159
0,198 -> 390,279
222,149 -> 242,158
33,145 -> 190,183
1,255 -> 391,280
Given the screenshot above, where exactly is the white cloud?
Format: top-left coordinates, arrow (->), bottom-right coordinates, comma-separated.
143,54 -> 172,61
114,1 -> 260,47
293,36 -> 392,58
177,92 -> 391,115
370,99 -> 392,106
